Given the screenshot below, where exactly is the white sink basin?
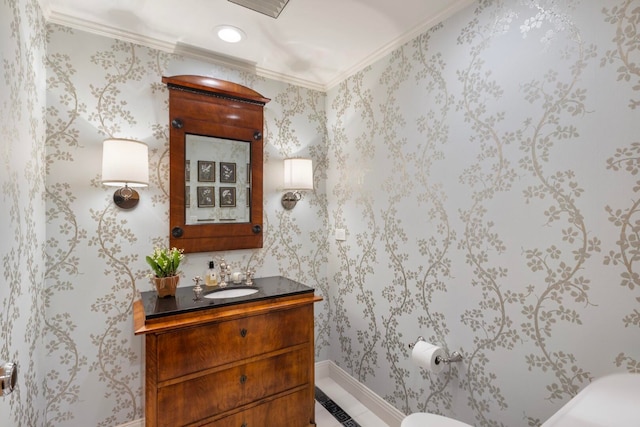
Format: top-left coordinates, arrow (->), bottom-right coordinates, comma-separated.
204,287 -> 259,299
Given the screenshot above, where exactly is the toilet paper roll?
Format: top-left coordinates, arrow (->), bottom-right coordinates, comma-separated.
411,341 -> 445,374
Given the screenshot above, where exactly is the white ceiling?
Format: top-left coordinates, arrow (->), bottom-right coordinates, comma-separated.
40,0 -> 474,91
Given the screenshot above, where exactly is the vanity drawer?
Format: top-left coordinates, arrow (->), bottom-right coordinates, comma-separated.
201,388 -> 313,427
157,305 -> 312,381
157,347 -> 310,427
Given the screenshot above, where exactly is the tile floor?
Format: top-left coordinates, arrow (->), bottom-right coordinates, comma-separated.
314,376 -> 390,427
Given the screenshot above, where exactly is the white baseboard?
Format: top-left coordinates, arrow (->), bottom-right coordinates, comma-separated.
315,360 -> 405,427
117,419 -> 143,427
121,360 -> 404,427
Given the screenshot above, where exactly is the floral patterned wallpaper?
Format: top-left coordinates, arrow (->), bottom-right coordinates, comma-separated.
43,22 -> 330,427
326,1 -> 640,426
0,0 -> 47,425
2,0 -> 640,426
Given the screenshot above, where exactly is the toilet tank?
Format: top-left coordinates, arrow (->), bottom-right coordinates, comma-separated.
541,373 -> 640,427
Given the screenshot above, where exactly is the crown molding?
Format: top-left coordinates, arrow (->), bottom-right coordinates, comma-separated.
46,10 -> 176,53
46,10 -> 327,92
324,0 -> 475,90
43,0 -> 474,93
254,67 -> 326,92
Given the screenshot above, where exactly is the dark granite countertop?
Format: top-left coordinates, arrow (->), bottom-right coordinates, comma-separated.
139,275 -> 314,320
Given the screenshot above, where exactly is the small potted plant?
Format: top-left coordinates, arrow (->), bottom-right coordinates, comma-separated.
146,247 -> 184,297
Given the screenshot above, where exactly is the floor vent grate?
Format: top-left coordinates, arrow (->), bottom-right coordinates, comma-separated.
315,386 -> 362,426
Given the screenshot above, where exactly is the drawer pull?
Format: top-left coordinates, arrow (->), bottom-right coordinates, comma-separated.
241,423 -> 248,427
240,328 -> 248,338
240,374 -> 247,384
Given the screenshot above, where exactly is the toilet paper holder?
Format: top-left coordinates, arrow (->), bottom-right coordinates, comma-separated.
408,336 -> 463,364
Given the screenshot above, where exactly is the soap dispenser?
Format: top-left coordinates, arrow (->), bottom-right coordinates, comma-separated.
204,260 -> 218,288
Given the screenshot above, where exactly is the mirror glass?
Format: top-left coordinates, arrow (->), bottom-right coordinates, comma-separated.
185,134 -> 251,224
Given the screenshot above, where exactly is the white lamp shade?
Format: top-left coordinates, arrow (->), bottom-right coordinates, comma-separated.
283,158 -> 313,190
101,138 -> 149,187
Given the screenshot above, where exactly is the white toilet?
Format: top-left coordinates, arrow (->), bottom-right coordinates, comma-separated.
402,412 -> 473,427
402,373 -> 640,426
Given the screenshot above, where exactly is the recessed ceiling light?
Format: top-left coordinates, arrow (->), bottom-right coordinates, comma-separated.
215,25 -> 246,43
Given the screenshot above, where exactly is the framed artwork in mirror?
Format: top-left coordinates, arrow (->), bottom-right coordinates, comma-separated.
197,186 -> 215,207
220,162 -> 236,183
220,187 -> 236,207
198,161 -> 215,182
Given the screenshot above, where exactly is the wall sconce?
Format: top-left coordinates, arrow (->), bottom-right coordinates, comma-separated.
0,361 -> 17,396
282,158 -> 313,210
101,138 -> 149,209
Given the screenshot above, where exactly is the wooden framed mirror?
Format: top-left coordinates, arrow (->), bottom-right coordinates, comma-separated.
163,75 -> 270,253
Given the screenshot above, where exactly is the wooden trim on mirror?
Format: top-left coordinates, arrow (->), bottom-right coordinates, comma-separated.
163,75 -> 270,253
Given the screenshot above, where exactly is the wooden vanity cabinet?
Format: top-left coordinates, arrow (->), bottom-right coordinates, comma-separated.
134,292 -> 319,427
